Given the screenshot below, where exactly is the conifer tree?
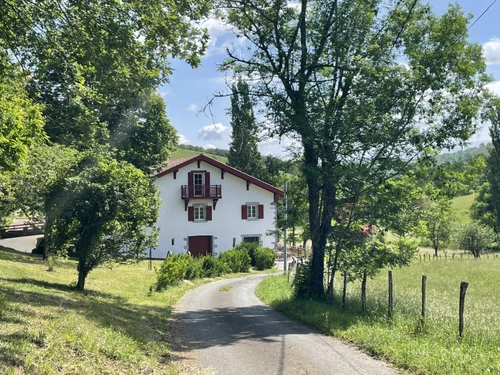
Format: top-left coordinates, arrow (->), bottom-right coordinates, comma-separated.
228,81 -> 265,179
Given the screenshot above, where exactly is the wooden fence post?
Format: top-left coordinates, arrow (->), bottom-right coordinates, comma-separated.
361,269 -> 367,313
421,275 -> 427,321
459,281 -> 469,337
388,270 -> 393,319
342,272 -> 347,310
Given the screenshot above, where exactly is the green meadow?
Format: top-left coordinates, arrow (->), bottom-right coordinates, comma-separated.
257,258 -> 500,375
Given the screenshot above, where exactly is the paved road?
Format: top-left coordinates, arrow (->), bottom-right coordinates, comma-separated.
0,234 -> 42,253
177,274 -> 397,375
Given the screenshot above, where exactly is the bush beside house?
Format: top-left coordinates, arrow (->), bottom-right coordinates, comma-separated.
155,245 -> 275,291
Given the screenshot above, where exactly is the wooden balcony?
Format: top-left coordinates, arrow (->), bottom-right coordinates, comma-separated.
181,185 -> 222,210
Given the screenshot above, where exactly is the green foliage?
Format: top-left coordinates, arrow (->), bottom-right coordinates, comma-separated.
185,256 -> 204,280
228,80 -> 265,179
219,0 -> 489,298
156,255 -> 192,290
253,247 -> 276,270
12,145 -> 80,221
234,242 -> 260,266
472,99 -> 500,234
113,91 -> 177,172
219,248 -> 252,273
2,0 -> 209,152
201,255 -> 229,278
455,221 -> 496,258
0,54 -> 45,173
293,263 -> 316,300
422,199 -> 455,256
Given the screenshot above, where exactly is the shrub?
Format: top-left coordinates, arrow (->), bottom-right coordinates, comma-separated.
185,257 -> 204,280
219,249 -> 251,273
201,255 -> 228,277
254,247 -> 276,270
293,263 -> 317,300
235,242 -> 260,266
155,254 -> 191,291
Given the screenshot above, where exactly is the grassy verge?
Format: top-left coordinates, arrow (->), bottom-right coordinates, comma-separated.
256,259 -> 500,375
0,246 -> 273,374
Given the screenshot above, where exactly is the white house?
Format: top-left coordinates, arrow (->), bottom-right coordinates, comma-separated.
152,154 -> 283,258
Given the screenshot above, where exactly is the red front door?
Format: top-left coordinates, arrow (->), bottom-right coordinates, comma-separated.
188,236 -> 212,257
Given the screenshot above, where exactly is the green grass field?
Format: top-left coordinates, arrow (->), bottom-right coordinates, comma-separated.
257,259 -> 500,375
451,193 -> 475,224
0,246 -> 196,374
170,148 -> 228,163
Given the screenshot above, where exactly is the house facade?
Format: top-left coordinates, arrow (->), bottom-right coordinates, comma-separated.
152,154 -> 283,258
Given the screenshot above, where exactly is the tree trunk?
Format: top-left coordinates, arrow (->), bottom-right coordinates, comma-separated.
434,246 -> 438,257
77,257 -> 87,291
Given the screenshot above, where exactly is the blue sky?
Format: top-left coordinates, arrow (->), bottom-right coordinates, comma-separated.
159,1 -> 500,155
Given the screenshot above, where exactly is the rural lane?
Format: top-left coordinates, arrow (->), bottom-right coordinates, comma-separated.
177,274 -> 397,375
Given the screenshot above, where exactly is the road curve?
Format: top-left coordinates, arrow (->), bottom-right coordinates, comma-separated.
177,274 -> 397,375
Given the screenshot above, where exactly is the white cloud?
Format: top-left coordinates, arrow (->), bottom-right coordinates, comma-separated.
483,38 -> 500,65
486,81 -> 500,96
178,134 -> 191,145
205,144 -> 216,149
200,18 -> 230,38
258,136 -> 299,158
197,123 -> 230,141
187,103 -> 198,112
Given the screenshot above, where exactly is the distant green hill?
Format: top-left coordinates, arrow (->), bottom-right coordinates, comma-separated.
170,148 -> 228,163
451,193 -> 476,224
437,143 -> 491,164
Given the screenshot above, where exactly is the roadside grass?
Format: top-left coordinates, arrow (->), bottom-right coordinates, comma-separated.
0,246 -> 275,374
256,259 -> 500,375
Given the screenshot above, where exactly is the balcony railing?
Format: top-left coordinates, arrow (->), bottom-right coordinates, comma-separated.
181,185 -> 222,199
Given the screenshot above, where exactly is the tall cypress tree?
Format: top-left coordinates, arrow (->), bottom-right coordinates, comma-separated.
472,99 -> 500,234
228,81 -> 265,179
487,101 -> 500,233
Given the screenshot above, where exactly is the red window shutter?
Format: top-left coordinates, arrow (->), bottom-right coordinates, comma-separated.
188,171 -> 193,186
188,206 -> 194,221
258,204 -> 264,219
206,206 -> 212,221
241,205 -> 248,220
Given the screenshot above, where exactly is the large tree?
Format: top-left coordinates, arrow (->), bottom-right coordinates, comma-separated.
1,0 -> 209,170
218,0 -> 488,298
472,99 -> 500,233
228,80 -> 265,178
45,151 -> 160,291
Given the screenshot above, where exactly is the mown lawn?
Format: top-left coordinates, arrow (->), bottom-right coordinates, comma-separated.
257,259 -> 500,375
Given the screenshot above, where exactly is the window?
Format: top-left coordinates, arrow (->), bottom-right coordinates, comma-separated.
243,236 -> 260,243
193,173 -> 204,196
247,204 -> 257,219
194,204 -> 205,221
188,204 -> 212,222
242,203 -> 264,220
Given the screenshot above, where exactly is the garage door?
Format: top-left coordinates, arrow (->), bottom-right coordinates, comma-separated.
188,236 -> 212,257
